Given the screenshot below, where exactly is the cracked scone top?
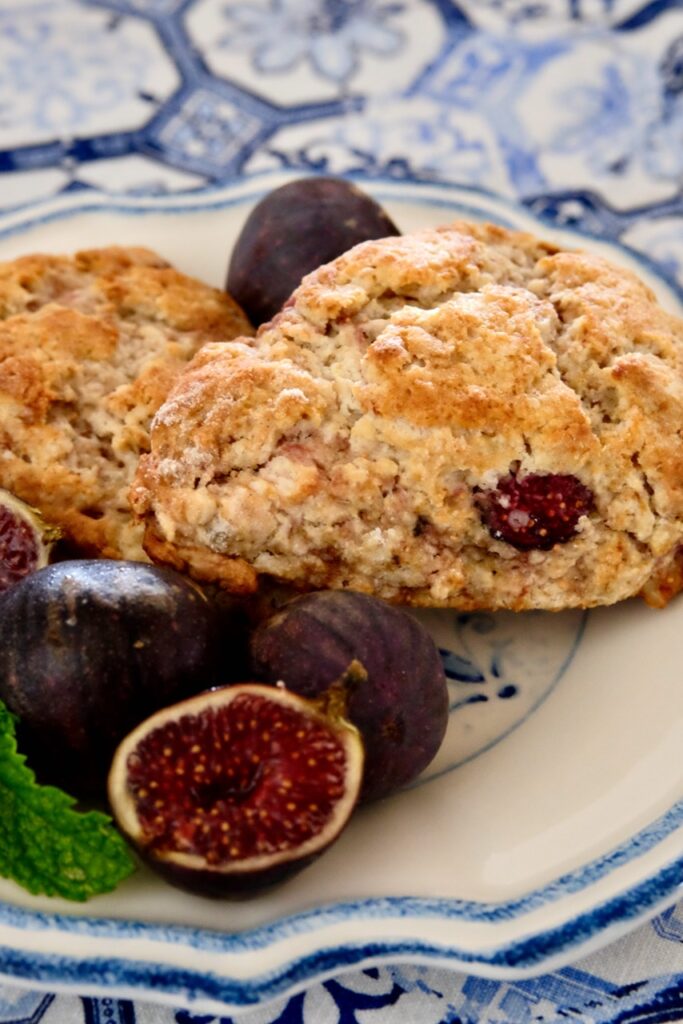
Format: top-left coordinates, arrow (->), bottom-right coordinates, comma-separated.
0,246 -> 251,561
132,221 -> 683,610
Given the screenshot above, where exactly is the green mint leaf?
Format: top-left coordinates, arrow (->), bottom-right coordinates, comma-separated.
0,701 -> 136,901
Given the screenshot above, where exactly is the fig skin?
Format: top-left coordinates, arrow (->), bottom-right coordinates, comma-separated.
250,591 -> 449,802
133,847 -> 307,899
226,176 -> 400,326
0,560 -> 235,796
108,683 -> 364,897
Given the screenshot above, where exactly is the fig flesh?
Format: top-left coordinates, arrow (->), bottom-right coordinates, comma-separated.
0,560 -> 231,795
108,683 -> 363,895
226,176 -> 400,326
250,591 -> 449,802
0,488 -> 61,593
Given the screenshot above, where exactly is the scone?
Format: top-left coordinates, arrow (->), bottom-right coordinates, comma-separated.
131,222 -> 683,610
0,246 -> 251,561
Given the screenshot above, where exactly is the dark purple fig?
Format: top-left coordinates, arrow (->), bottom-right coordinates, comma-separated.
0,488 -> 61,593
226,177 -> 400,326
0,560 -> 236,795
250,591 -> 449,802
108,682 -> 363,896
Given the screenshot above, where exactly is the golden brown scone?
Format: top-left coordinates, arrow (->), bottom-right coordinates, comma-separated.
132,222 -> 683,610
0,246 -> 251,560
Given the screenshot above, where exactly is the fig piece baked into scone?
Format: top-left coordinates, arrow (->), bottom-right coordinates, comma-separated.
0,246 -> 251,561
132,222 -> 683,610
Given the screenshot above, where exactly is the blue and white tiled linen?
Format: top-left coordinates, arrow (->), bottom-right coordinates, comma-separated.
1,0 -> 681,288
0,1 -> 681,1021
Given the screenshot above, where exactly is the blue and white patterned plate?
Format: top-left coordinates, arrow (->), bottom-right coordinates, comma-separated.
0,174 -> 680,1015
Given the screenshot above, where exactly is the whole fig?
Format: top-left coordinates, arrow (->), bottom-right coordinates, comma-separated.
0,560 -> 235,794
226,176 -> 400,326
250,591 -> 449,802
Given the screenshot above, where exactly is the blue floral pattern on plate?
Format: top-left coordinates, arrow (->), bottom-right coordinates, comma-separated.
415,608 -> 586,779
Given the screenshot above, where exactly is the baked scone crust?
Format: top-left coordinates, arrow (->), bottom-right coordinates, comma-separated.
132,222 -> 683,609
0,246 -> 251,560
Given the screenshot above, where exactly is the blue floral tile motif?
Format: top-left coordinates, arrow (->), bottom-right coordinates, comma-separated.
247,95 -> 512,191
0,0 -> 678,291
187,0 -> 445,105
0,1 -> 178,149
148,89 -> 268,175
419,21 -> 683,208
217,0 -> 405,83
162,965 -> 683,1023
511,25 -> 683,203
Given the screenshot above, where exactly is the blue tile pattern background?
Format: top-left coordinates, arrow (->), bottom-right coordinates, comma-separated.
0,0 -> 680,292
0,1 -> 682,1021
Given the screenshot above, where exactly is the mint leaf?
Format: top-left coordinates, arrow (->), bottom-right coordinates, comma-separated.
0,701 -> 136,901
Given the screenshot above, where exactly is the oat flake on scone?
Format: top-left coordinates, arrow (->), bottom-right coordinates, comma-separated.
0,246 -> 251,561
131,222 -> 683,610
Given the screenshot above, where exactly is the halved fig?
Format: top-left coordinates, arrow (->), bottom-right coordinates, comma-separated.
0,489 -> 61,593
108,683 -> 364,896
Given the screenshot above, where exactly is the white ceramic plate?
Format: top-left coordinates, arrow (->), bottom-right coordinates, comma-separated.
0,173 -> 681,1015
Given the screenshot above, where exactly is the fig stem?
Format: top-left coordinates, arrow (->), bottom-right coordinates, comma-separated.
313,659 -> 367,725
